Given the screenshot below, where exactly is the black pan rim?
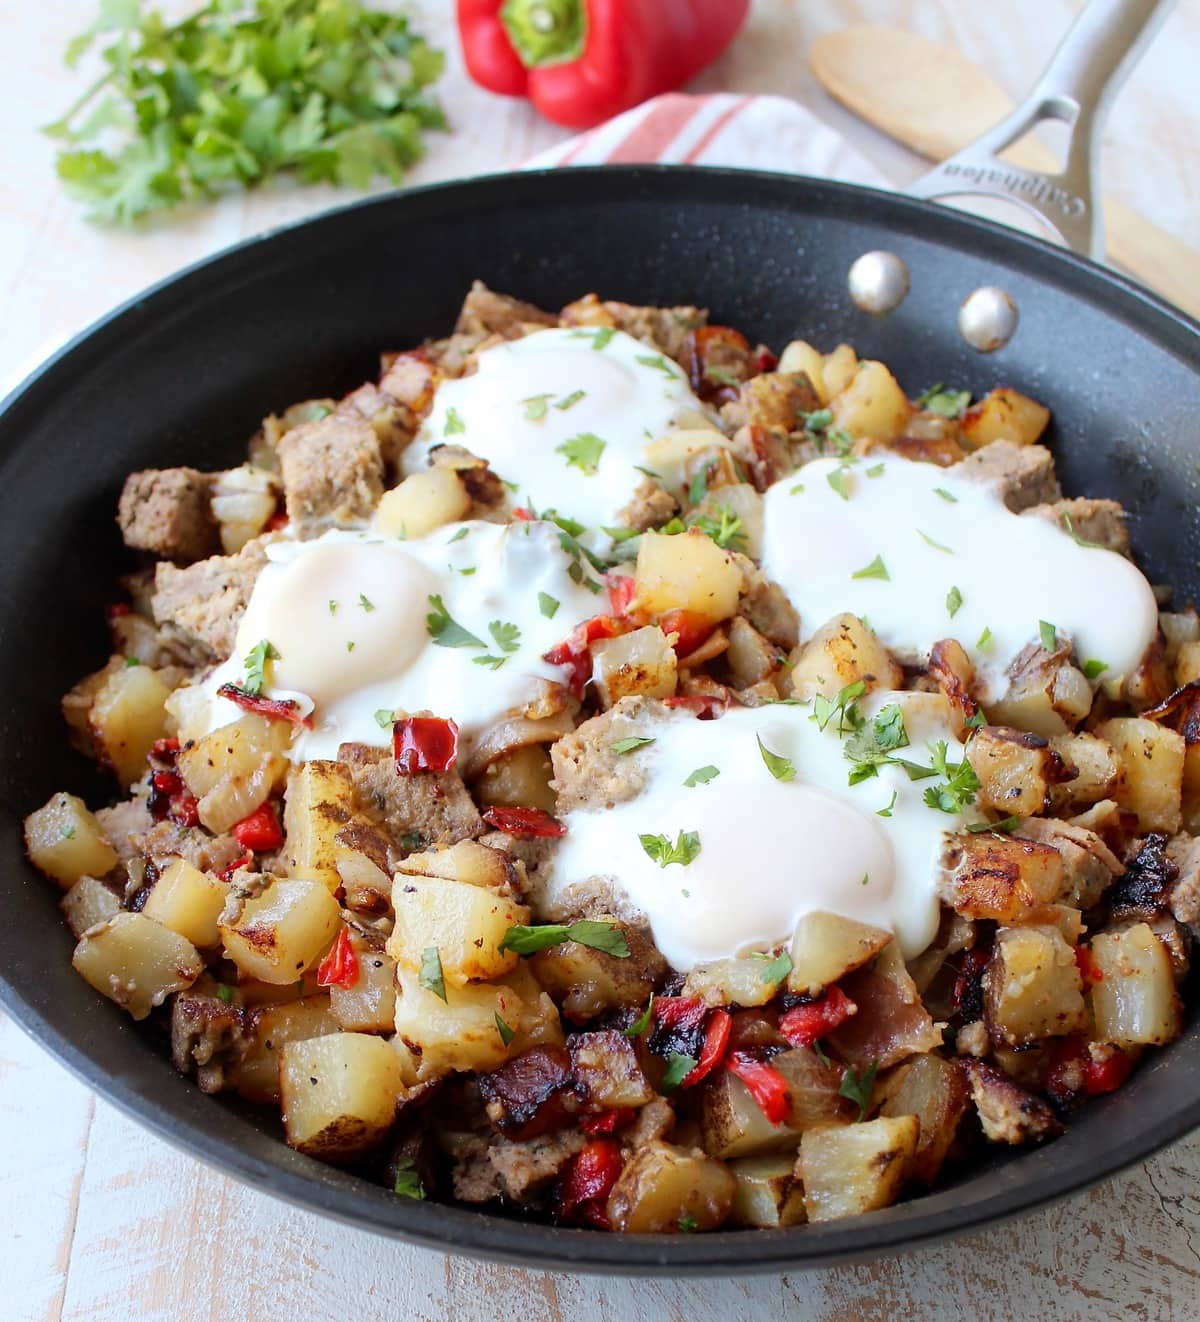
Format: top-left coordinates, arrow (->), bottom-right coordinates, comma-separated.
2,164 -> 1199,1275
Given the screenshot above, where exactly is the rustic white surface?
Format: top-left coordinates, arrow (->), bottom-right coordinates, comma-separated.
3,2 -> 1200,1319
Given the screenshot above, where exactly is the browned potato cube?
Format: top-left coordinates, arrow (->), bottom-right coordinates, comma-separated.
591,626 -> 677,707
1089,924 -> 1183,1046
72,913 -> 203,1020
219,879 -> 340,984
281,759 -> 358,891
177,714 -> 291,833
387,874 -> 527,986
142,857 -> 227,948
394,839 -> 518,891
61,875 -> 122,938
90,662 -> 172,786
1047,733 -> 1120,811
634,529 -> 741,626
984,926 -> 1087,1045
831,360 -> 911,441
606,1141 -> 737,1233
25,792 -> 118,890
279,1033 -> 406,1162
967,726 -> 1067,817
530,920 -> 663,1023
233,995 -> 339,1105
877,1054 -> 970,1186
329,937 -> 396,1034
786,911 -> 892,997
569,1030 -> 654,1110
800,1116 -> 919,1222
786,613 -> 902,701
1095,717 -> 1185,834
960,388 -> 1050,450
728,1154 -> 807,1228
937,832 -> 1064,921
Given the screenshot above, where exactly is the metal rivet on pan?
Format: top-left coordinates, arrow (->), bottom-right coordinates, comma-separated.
847,251 -> 910,314
958,286 -> 1019,352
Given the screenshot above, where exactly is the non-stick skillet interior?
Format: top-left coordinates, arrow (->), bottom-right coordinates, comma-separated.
1,167 -> 1198,1274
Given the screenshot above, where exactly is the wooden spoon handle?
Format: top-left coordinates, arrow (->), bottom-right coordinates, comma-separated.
811,25 -> 1200,322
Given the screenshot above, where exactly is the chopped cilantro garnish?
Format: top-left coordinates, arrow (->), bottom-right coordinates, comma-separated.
419,946 -> 447,1002
444,407 -> 465,436
921,742 -> 981,814
639,830 -> 701,868
934,486 -> 959,503
242,639 -> 279,696
755,950 -> 793,985
494,1013 -> 515,1046
1039,620 -> 1059,651
358,593 -> 375,612
571,326 -> 615,350
521,394 -> 554,421
556,432 -> 606,475
812,680 -> 867,735
611,736 -> 655,756
215,984 -> 234,1004
538,592 -> 560,619
801,408 -> 833,432
917,528 -> 953,553
866,462 -> 885,478
946,585 -> 964,618
757,734 -> 796,783
555,389 -> 586,411
426,595 -> 484,649
636,353 -> 680,380
851,554 -> 890,581
623,993 -> 655,1038
1083,658 -> 1109,680
498,920 -> 630,958
845,703 -> 910,785
966,814 -> 1023,835
661,1052 -> 698,1092
488,620 -> 520,654
684,765 -> 720,787
877,791 -> 898,818
447,526 -> 470,543
827,466 -> 852,501
689,504 -> 747,552
688,468 -> 709,505
916,384 -> 971,418
393,1157 -> 425,1200
977,626 -> 993,650
839,1060 -> 879,1120
374,708 -> 395,730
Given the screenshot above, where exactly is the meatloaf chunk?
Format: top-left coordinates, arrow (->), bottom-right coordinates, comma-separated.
117,467 -> 218,563
1167,833 -> 1200,926
151,536 -> 269,660
338,742 -> 482,850
1016,816 -> 1123,909
452,1129 -> 587,1204
964,1060 -> 1062,1144
95,799 -> 154,864
135,820 -> 245,875
276,414 -> 383,537
455,281 -> 557,340
336,382 -> 414,475
1024,496 -> 1130,555
551,696 -> 672,813
722,371 -> 820,436
954,440 -> 1062,512
593,299 -> 707,362
171,987 -> 247,1093
616,478 -> 678,532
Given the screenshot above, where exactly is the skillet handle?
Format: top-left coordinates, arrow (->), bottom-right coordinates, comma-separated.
906,0 -> 1175,261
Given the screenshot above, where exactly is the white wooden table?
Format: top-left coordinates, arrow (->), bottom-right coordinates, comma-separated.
4,3 -> 1200,1318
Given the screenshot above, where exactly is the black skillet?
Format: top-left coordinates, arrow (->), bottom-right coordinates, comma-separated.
0,164 -> 1198,1275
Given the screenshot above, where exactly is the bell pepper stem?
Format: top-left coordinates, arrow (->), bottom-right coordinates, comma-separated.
500,0 -> 586,68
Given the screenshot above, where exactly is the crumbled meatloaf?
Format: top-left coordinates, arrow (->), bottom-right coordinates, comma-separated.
954,440 -> 1062,511
338,742 -> 482,849
277,414 -> 384,537
1024,496 -> 1130,555
117,467 -> 218,562
151,536 -> 270,659
455,281 -> 558,340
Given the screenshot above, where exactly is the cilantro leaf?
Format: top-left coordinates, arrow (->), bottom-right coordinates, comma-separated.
444,407 -> 466,436
358,593 -> 375,612
494,1013 -> 515,1046
661,1052 -> 698,1092
498,920 -> 630,958
554,390 -> 586,411
688,504 -> 747,552
921,741 -> 981,814
877,790 -> 898,817
623,993 -> 655,1038
1039,620 -> 1059,652
827,466 -> 852,501
845,703 -> 911,785
426,595 -> 484,649
839,1060 -> 879,1120
419,946 -> 447,1003
571,327 -> 615,350
852,555 -> 890,581
917,528 -> 953,553
611,736 -> 655,756
916,384 -> 971,418
688,469 -> 709,505
934,486 -> 959,503
556,432 -> 606,475
812,680 -> 867,735
488,620 -> 521,654
393,1157 -> 425,1200
757,734 -> 795,782
1083,658 -> 1109,680
242,639 -> 279,696
374,708 -> 395,730
684,765 -> 720,787
636,353 -> 680,380
639,830 -> 701,868
966,815 -> 1023,834
448,526 -> 471,543
946,585 -> 964,618
755,950 -> 793,986
977,626 -> 993,650
538,592 -> 560,619
521,394 -> 554,422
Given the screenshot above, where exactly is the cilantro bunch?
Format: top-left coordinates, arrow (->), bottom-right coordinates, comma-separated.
46,0 -> 446,224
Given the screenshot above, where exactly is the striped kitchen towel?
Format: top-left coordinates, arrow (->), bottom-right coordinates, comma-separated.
523,91 -> 889,187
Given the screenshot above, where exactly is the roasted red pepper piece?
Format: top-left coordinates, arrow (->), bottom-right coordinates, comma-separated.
557,1137 -> 623,1227
579,1106 -> 635,1136
663,693 -> 727,720
316,927 -> 360,990
658,608 -> 715,659
146,739 -> 200,827
1046,1038 -> 1134,1105
218,852 -> 254,882
481,805 -> 567,837
1075,945 -> 1104,986
652,995 -> 708,1033
1083,1045 -> 1134,1095
543,614 -> 625,698
778,986 -> 858,1049
682,1008 -> 731,1088
393,716 -> 460,774
217,683 -> 313,729
232,801 -> 284,852
512,506 -> 536,521
265,510 -> 289,532
727,1052 -> 790,1125
457,0 -> 751,130
606,572 -> 636,618
755,346 -> 780,373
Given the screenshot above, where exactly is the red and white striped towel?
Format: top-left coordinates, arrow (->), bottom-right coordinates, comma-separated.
523,91 -> 889,187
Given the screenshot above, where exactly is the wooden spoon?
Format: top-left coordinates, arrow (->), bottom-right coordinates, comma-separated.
811,25 -> 1200,321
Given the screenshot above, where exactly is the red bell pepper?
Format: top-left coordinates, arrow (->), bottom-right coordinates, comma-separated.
216,683 -> 313,729
652,995 -> 708,1033
606,572 -> 636,618
682,1008 -> 731,1088
558,1138 -> 623,1227
394,716 -> 460,774
218,852 -> 254,882
231,802 -> 284,853
726,1052 -> 790,1125
1075,945 -> 1104,987
579,1106 -> 635,1135
316,927 -> 360,990
779,987 -> 858,1049
457,1 -> 750,130
543,613 -> 625,698
658,608 -> 714,659
481,805 -> 567,837
1045,1038 -> 1134,1105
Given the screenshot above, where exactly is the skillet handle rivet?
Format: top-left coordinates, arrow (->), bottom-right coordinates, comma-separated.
847,251 -> 910,315
959,286 -> 1019,352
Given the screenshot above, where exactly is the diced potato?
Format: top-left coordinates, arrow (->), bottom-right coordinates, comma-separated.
178,715 -> 291,834
140,857 -> 226,948
530,919 -> 663,1022
1095,717 -> 1184,834
1161,610 -> 1200,665
642,428 -> 735,496
61,875 -> 122,938
1089,924 -> 1183,1047
280,759 -> 359,891
633,529 -> 741,626
701,1047 -> 851,1159
787,911 -> 892,997
877,1054 -> 970,1186
606,1141 -> 737,1233
233,995 -> 339,1104
937,831 -> 1064,922
392,966 -> 559,1076
394,838 -> 517,890
691,484 -> 764,560
724,617 -> 778,690
569,1030 -> 654,1110
1048,733 -> 1121,811
374,468 -> 470,539
211,464 -> 278,553
830,360 -> 911,441
1018,903 -> 1085,945
1184,744 -> 1200,835
800,1116 -> 919,1222
473,744 -> 558,815
728,1154 -> 808,1228
329,939 -> 396,1034
219,879 -> 340,983
960,388 -> 1050,450
684,955 -> 780,1008
967,726 -> 1064,818
334,826 -> 395,916
25,792 -> 118,890
821,343 -> 858,400
72,913 -> 202,1020
984,926 -> 1086,1045
387,874 -> 527,986
591,626 -> 677,708
1175,639 -> 1200,687
279,1032 -> 405,1162
828,944 -> 942,1070
777,339 -> 828,403
90,663 -> 171,786
786,613 -> 902,701
235,971 -> 323,1007
989,644 -> 1092,737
